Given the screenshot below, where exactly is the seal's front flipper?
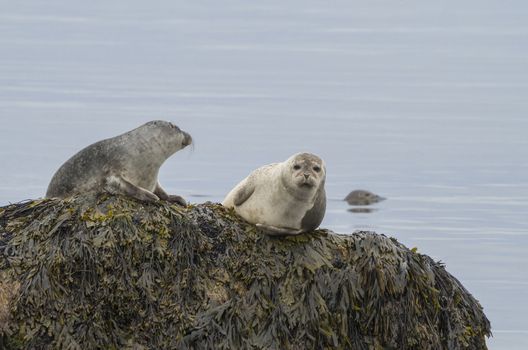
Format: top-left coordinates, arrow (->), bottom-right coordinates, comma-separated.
233,181 -> 255,207
166,195 -> 187,206
154,183 -> 187,206
105,176 -> 159,202
153,183 -> 169,200
256,224 -> 304,236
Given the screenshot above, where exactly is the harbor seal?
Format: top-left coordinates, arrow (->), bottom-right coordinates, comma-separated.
222,152 -> 326,235
344,190 -> 385,206
46,120 -> 192,205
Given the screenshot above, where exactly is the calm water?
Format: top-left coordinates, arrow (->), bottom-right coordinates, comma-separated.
1,1 -> 527,348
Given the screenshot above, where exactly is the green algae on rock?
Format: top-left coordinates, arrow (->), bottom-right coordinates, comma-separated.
0,195 -> 490,349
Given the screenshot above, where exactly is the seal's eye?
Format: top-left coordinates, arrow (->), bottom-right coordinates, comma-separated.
313,166 -> 321,172
293,165 -> 301,170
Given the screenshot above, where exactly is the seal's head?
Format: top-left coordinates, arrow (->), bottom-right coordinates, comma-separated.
135,120 -> 192,157
344,190 -> 385,206
281,152 -> 326,197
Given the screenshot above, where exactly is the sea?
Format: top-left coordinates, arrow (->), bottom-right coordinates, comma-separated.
1,1 -> 527,348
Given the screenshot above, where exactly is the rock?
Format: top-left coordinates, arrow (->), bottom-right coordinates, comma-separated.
0,194 -> 490,349
344,190 -> 386,206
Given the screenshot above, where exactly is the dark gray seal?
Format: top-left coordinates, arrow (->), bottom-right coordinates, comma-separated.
222,152 -> 326,235
46,120 -> 192,205
344,190 -> 385,206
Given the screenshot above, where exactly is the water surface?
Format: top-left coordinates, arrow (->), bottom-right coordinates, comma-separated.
1,1 -> 527,348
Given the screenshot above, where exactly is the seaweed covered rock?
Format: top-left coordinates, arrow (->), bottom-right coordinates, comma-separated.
0,195 -> 490,349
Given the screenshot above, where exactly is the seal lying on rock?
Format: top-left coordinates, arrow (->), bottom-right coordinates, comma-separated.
46,120 -> 192,205
222,152 -> 326,235
344,190 -> 385,206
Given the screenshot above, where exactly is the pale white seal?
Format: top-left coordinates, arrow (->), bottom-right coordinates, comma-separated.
222,152 -> 326,235
46,120 -> 192,205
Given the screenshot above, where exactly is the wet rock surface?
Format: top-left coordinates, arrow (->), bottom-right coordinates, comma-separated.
0,194 -> 490,349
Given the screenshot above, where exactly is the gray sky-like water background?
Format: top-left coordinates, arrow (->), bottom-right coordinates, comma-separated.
1,1 -> 527,348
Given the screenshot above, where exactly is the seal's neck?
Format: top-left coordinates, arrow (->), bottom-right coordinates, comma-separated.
124,128 -> 177,166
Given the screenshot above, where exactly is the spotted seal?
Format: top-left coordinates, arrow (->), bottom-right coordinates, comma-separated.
222,152 -> 326,235
46,120 -> 191,205
344,190 -> 385,206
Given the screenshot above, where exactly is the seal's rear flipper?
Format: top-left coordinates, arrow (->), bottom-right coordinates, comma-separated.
105,176 -> 159,203
256,224 -> 303,236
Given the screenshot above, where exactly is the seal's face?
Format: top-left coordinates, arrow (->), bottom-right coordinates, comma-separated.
344,190 -> 385,205
141,120 -> 192,155
283,153 -> 326,193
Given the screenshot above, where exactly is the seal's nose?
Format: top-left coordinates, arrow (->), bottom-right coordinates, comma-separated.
182,132 -> 192,146
303,174 -> 310,180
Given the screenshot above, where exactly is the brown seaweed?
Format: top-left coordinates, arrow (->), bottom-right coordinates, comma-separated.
0,194 -> 490,349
